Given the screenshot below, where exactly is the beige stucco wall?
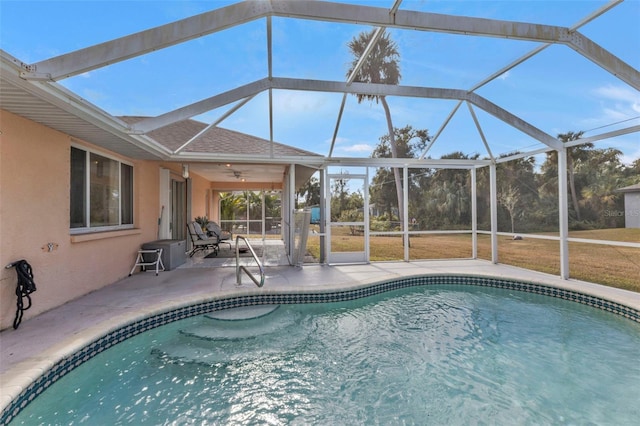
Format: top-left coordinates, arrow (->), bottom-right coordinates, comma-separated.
0,110 -> 164,330
0,109 -> 279,330
190,171 -> 210,220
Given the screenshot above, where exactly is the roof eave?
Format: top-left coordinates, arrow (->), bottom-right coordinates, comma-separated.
1,50 -> 172,161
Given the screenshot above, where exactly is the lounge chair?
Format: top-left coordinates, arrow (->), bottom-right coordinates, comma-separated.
206,221 -> 233,250
187,222 -> 219,257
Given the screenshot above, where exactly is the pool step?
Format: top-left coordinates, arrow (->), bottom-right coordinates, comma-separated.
205,304 -> 280,320
180,306 -> 296,342
151,306 -> 305,366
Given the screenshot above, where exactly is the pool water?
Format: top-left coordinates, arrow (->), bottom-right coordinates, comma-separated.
10,286 -> 640,425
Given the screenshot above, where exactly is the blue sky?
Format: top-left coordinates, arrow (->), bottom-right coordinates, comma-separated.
1,0 -> 639,165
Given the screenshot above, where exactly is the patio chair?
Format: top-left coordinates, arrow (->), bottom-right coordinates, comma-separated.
187,222 -> 219,257
206,221 -> 233,250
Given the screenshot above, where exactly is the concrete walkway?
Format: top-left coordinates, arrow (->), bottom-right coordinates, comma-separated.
2,251 -> 640,412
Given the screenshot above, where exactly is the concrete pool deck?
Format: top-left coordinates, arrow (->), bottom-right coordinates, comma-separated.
2,247 -> 640,413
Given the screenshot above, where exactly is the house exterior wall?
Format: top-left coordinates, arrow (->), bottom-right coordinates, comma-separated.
624,193 -> 640,228
190,171 -> 209,220
0,110 -> 177,330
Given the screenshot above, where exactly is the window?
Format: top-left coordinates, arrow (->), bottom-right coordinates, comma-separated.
70,146 -> 133,231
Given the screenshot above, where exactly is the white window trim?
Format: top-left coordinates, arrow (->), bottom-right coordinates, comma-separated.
70,143 -> 135,234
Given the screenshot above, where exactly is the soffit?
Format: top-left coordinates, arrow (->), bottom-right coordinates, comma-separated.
0,80 -> 151,159
0,58 -> 169,160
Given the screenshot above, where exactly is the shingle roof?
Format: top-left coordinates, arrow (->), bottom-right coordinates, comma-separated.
118,116 -> 321,157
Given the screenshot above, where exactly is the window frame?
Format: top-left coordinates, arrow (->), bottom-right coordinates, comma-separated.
70,144 -> 134,234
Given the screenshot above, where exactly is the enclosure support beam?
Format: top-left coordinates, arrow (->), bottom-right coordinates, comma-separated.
490,163 -> 498,264
288,163 -> 296,263
403,166 -> 409,262
131,77 -> 559,149
471,167 -> 478,259
558,149 -> 570,279
366,167 -> 372,263
419,101 -> 462,159
319,168 -> 326,264
329,94 -> 347,158
26,0 -> 637,89
467,102 -> 494,161
131,78 -> 271,134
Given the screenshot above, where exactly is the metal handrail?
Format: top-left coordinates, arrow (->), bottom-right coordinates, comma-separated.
235,236 -> 265,287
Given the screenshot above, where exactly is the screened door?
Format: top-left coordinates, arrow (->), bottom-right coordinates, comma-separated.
327,171 -> 368,264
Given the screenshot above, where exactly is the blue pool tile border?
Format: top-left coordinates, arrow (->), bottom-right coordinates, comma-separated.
2,275 -> 639,424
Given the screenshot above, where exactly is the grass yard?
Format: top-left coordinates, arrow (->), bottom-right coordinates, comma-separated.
305,228 -> 640,293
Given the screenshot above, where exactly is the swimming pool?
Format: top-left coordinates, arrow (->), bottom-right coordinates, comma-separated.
6,279 -> 640,425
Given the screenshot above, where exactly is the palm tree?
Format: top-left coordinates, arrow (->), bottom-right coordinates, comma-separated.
219,192 -> 246,231
347,29 -> 404,230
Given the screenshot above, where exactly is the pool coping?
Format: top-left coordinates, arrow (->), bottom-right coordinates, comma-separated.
1,261 -> 639,424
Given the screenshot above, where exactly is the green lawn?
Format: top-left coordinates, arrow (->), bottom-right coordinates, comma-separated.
306,228 -> 640,293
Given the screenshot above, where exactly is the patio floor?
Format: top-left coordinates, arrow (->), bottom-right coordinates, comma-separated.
2,240 -> 639,411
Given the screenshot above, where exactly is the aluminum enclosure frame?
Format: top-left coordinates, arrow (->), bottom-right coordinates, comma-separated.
6,0 -> 637,166
21,1 -> 639,90
2,0 -> 638,281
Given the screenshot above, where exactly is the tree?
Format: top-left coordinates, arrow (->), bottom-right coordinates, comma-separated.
496,153 -> 538,232
331,177 -> 348,222
264,192 -> 281,231
370,125 -> 429,224
579,148 -> 625,227
219,192 -> 245,221
369,168 -> 397,221
330,176 -> 364,235
629,158 -> 640,176
425,152 -> 474,229
498,184 -> 521,233
347,29 -> 404,230
296,176 -> 320,208
556,131 -> 593,221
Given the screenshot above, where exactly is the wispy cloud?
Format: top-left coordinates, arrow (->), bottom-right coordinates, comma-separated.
341,143 -> 373,153
594,84 -> 640,107
272,91 -> 331,115
497,70 -> 510,81
578,85 -> 640,131
593,84 -> 640,116
327,136 -> 351,145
